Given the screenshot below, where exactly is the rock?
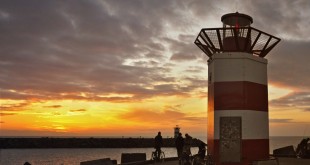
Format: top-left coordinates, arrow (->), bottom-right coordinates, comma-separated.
273,145 -> 296,158
80,158 -> 113,165
121,153 -> 146,164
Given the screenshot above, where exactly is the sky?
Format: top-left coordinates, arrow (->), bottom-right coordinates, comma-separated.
1,0 -> 310,138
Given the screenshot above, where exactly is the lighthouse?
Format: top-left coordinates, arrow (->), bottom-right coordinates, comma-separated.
174,125 -> 180,138
194,12 -> 280,165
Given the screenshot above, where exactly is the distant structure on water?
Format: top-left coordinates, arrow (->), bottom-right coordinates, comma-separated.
174,125 -> 180,138
195,12 -> 280,165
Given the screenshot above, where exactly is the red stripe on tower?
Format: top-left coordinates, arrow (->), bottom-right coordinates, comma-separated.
214,81 -> 268,111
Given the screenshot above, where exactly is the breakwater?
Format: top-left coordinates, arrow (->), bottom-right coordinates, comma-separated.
0,137 -> 205,149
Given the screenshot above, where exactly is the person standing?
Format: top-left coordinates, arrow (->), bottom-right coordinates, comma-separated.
197,141 -> 206,159
183,133 -> 192,163
175,132 -> 184,164
154,131 -> 163,160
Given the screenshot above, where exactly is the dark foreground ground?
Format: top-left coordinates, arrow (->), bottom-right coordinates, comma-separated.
0,137 -> 205,148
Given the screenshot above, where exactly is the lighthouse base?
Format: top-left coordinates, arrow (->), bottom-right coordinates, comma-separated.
210,139 -> 269,165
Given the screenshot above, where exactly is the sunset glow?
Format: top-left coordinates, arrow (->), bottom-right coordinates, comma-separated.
1,0 -> 310,138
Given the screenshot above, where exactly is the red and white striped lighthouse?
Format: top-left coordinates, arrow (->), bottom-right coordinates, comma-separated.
195,12 -> 280,165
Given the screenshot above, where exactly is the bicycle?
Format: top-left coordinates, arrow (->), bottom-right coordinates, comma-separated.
192,155 -> 204,165
205,153 -> 214,165
180,151 -> 192,165
192,153 -> 213,165
151,149 -> 165,163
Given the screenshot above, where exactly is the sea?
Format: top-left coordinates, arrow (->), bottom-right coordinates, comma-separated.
0,136 -> 306,165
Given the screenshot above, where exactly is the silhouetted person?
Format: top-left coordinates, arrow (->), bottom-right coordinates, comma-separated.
183,133 -> 192,154
296,137 -> 310,158
197,141 -> 206,159
175,132 -> 184,164
183,133 -> 192,163
24,162 -> 31,165
154,131 -> 163,160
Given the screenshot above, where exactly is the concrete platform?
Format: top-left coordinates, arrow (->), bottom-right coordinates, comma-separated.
253,157 -> 310,165
277,157 -> 310,165
119,157 -> 179,165
157,160 -> 178,165
151,158 -> 310,165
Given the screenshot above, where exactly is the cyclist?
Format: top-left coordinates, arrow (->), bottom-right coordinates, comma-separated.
154,131 -> 163,161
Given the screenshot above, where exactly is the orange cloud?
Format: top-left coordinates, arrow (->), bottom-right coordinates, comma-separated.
119,109 -> 185,123
0,101 -> 31,111
119,108 -> 207,129
70,109 -> 87,112
43,105 -> 62,108
0,112 -> 16,116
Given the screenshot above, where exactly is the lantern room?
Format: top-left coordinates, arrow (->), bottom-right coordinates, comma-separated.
194,12 -> 280,58
221,12 -> 253,28
221,12 -> 253,51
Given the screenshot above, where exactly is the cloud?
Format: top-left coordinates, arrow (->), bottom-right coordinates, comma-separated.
241,0 -> 310,41
268,40 -> 310,91
0,1 -> 157,100
52,112 -> 62,116
0,102 -> 31,111
119,109 -> 185,122
164,104 -> 183,111
269,118 -> 293,123
119,108 -> 207,126
43,105 -> 62,108
184,66 -> 206,73
0,0 -> 217,104
0,101 -> 30,116
270,92 -> 310,111
166,36 -> 201,62
0,112 -> 15,116
0,0 -> 309,117
70,109 -> 87,112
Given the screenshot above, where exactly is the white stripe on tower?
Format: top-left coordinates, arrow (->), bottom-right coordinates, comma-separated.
209,53 -> 267,85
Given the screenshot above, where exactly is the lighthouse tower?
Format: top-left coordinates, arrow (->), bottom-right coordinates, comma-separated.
194,12 -> 280,165
174,125 -> 180,138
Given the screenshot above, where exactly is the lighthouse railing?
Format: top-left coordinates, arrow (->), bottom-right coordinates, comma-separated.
194,27 -> 281,58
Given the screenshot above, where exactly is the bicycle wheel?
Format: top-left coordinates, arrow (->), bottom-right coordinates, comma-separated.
151,152 -> 156,161
180,157 -> 185,165
159,151 -> 165,162
206,154 -> 213,165
180,152 -> 190,165
192,155 -> 205,165
192,155 -> 199,165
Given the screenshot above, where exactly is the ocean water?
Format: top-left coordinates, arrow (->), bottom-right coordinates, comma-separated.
0,136 -> 305,165
0,147 -> 191,165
